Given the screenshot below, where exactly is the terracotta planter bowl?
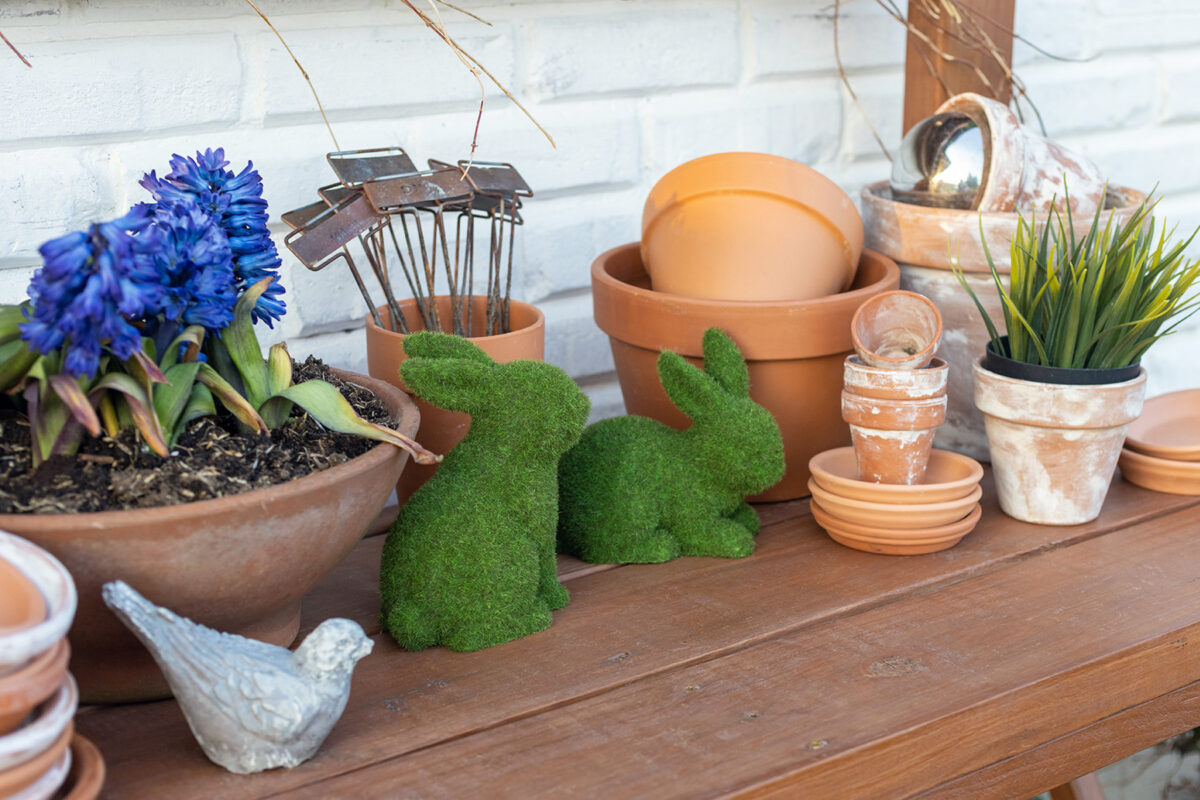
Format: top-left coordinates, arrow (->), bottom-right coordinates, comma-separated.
593,243 -> 900,501
0,640 -> 69,736
366,296 -> 546,507
843,356 -> 948,401
1124,389 -> 1200,461
850,290 -> 942,370
641,152 -> 863,301
1118,447 -> 1200,495
58,734 -> 104,800
0,370 -> 419,703
811,500 -> 982,555
808,447 -> 983,505
0,673 -> 75,771
0,534 -> 75,673
0,721 -> 72,800
807,479 -> 981,529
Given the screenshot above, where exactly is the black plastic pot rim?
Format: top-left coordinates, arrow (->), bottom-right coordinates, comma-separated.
983,337 -> 1141,386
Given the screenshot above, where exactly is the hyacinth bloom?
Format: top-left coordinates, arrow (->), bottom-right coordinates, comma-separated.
140,148 -> 285,326
21,206 -> 161,378
139,199 -> 236,331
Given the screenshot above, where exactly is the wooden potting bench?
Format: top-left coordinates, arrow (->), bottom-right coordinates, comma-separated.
76,471 -> 1200,799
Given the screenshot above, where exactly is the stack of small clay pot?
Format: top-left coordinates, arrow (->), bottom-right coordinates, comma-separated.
0,531 -> 103,799
808,290 -> 985,555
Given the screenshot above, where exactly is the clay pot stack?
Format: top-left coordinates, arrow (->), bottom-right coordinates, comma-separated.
1119,389 -> 1200,495
0,531 -> 103,799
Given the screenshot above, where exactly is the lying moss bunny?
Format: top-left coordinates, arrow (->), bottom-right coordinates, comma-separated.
380,331 -> 590,651
558,328 -> 784,564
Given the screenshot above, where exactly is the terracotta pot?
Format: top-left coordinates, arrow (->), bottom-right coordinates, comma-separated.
807,479 -> 982,530
59,734 -> 104,800
0,721 -> 72,799
641,152 -> 863,301
843,356 -> 948,401
809,446 -> 983,505
862,181 -> 1148,460
0,558 -> 44,642
974,360 -> 1147,525
593,243 -> 900,501
842,392 -> 947,485
811,500 -> 982,556
0,370 -> 419,703
0,673 -> 75,771
1118,447 -> 1200,496
365,296 -> 546,506
0,641 -> 69,736
850,290 -> 942,370
0,533 -> 75,674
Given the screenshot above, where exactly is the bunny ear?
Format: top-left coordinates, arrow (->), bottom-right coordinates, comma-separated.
400,356 -> 495,414
701,328 -> 749,397
402,331 -> 494,364
658,350 -> 720,422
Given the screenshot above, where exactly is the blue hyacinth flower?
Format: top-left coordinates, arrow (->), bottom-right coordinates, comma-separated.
138,198 -> 237,331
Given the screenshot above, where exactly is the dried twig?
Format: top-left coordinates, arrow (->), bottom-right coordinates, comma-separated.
834,0 -> 892,161
1,30 -> 31,68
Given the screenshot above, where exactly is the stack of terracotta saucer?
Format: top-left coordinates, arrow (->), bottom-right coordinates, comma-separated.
808,447 -> 985,554
1119,389 -> 1200,494
0,531 -> 104,799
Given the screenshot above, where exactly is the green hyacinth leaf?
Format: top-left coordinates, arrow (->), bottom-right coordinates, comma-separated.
217,277 -> 273,409
154,362 -> 202,441
0,339 -> 38,394
170,383 -> 216,447
196,363 -> 268,434
161,325 -> 207,370
0,303 -> 30,346
92,373 -> 169,457
48,374 -> 100,436
267,341 -> 292,396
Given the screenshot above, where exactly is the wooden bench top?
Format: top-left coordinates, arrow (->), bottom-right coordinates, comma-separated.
76,473 -> 1200,799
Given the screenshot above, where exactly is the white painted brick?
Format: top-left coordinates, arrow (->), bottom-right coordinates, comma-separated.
1094,7 -> 1200,53
62,0 -> 374,22
0,266 -> 36,307
751,0 -> 904,79
1070,125 -> 1200,197
1013,0 -> 1094,65
541,291 -> 613,380
260,25 -> 516,119
1020,57 -> 1156,137
526,8 -> 739,100
1162,52 -> 1200,123
839,70 -> 903,159
0,35 -> 241,142
285,327 -> 368,374
0,2 -> 61,26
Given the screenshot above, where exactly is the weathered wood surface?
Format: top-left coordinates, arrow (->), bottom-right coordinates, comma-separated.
77,474 -> 1200,799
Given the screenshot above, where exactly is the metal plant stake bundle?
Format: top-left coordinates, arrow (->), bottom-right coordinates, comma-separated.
283,147 -> 533,338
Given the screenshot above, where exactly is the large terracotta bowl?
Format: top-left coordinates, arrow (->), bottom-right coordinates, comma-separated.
0,370 -> 419,703
593,244 -> 900,501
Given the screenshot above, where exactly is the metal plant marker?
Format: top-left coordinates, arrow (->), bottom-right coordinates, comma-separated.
283,147 -> 532,337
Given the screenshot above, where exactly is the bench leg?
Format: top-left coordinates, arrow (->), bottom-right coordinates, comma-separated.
1048,772 -> 1106,800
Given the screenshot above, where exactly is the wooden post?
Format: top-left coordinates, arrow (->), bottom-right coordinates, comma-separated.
902,0 -> 1017,133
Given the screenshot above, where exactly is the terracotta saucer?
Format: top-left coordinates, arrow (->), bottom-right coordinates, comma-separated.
0,533 -> 77,672
1118,447 -> 1200,495
58,734 -> 105,800
811,501 -> 982,555
0,641 -> 71,738
807,480 -> 981,529
0,720 -> 73,799
1125,390 -> 1200,461
808,447 -> 983,505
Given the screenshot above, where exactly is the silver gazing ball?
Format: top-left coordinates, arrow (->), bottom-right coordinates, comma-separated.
890,112 -> 985,209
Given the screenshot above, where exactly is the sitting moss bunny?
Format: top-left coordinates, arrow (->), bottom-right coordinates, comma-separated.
558,328 -> 784,564
380,332 -> 590,652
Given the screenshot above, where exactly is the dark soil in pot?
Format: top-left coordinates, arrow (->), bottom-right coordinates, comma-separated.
0,357 -> 390,514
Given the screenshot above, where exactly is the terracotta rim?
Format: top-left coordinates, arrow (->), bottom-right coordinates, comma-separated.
0,534 -> 76,671
59,733 -> 105,800
1119,447 -> 1200,496
0,369 -> 415,537
365,298 -> 546,347
0,639 -> 70,739
1124,389 -> 1200,461
809,447 -> 983,504
973,359 -> 1147,430
843,356 -> 948,401
842,392 -> 948,430
807,480 -> 983,530
0,673 -> 76,771
0,719 -> 73,798
812,500 -> 983,541
850,290 -> 943,370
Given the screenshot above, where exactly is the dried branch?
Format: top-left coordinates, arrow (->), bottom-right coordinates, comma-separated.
834,0 -> 892,161
1,30 -> 31,68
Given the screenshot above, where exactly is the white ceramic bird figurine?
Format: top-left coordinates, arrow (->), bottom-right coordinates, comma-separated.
102,580 -> 374,774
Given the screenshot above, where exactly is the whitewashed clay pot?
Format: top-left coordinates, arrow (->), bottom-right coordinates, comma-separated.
841,391 -> 947,485
0,676 -> 77,772
0,532 -> 76,672
843,356 -> 948,401
973,360 -> 1148,525
850,290 -> 942,370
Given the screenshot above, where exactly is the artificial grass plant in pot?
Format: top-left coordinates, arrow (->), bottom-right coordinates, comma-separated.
958,190 -> 1200,524
0,148 -> 437,702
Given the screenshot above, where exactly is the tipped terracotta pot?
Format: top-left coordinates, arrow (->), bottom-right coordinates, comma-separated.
365,296 -> 546,506
851,290 -> 942,370
593,244 -> 900,501
641,152 -> 863,301
0,557 -> 45,642
0,533 -> 75,674
974,360 -> 1147,525
0,640 -> 68,736
862,182 -> 1148,460
843,356 -> 948,401
0,370 -> 418,703
842,391 -> 947,485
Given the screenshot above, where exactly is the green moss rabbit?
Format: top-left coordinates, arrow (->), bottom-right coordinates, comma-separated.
380,331 -> 590,652
558,328 -> 785,564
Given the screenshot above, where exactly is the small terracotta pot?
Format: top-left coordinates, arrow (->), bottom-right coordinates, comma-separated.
641,152 -> 863,301
365,296 -> 546,506
809,446 -> 983,505
843,356 -> 948,401
0,673 -> 76,771
850,290 -> 942,370
58,734 -> 104,800
0,534 -> 75,674
842,392 -> 947,485
0,370 -> 419,703
0,640 -> 69,736
0,720 -> 73,799
974,360 -> 1148,525
593,243 -> 900,501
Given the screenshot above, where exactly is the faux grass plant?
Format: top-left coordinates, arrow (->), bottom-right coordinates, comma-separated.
956,191 -> 1200,371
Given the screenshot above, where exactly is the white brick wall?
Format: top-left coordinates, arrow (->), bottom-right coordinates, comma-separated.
3,0 -> 1200,410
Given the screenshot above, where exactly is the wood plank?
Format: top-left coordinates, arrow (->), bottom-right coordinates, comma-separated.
77,477 -> 1200,798
1049,774 -> 1106,800
287,499 -> 1200,800
903,0 -> 1016,132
